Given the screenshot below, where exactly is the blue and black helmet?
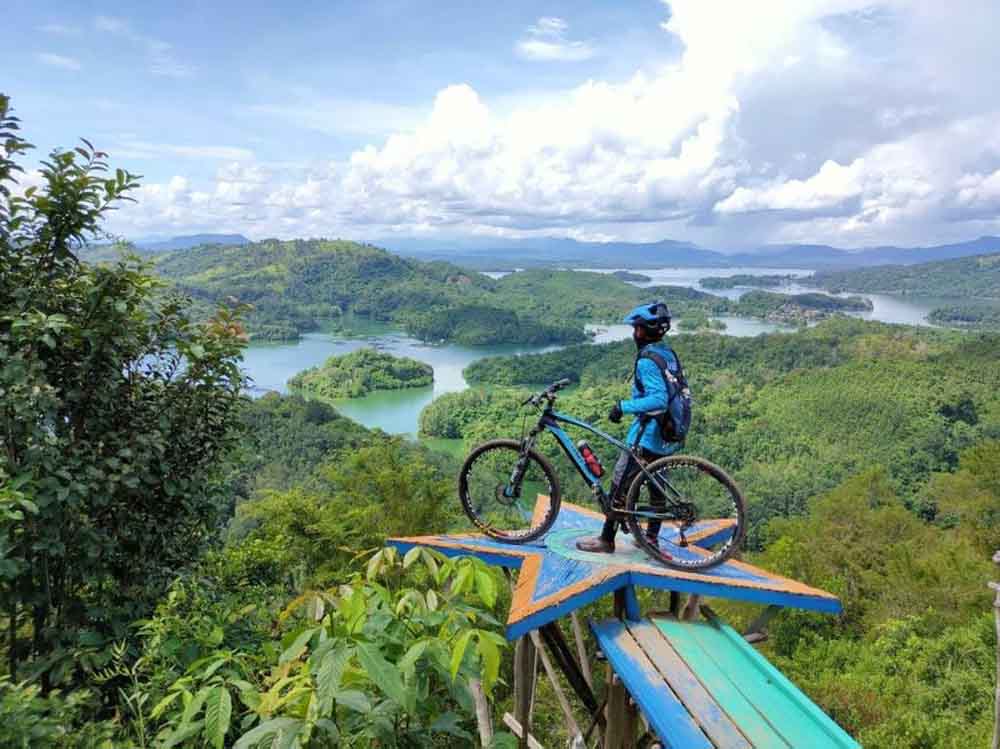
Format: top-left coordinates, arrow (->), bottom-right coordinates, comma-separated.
623,301 -> 671,333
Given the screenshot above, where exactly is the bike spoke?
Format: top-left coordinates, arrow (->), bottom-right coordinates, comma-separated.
460,442 -> 557,541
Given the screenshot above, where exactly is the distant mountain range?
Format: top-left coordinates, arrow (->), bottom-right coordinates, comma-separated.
380,235 -> 1000,270
132,233 -> 251,252
112,232 -> 1000,272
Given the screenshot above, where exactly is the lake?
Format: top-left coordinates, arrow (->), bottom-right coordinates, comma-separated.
241,265 -> 959,437
242,320 -> 791,437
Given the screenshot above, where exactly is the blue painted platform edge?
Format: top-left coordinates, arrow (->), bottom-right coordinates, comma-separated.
590,618 -> 712,749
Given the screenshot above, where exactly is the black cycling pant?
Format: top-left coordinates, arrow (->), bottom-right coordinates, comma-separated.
600,447 -> 667,543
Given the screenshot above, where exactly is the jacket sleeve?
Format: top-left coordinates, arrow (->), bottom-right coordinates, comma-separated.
620,358 -> 669,415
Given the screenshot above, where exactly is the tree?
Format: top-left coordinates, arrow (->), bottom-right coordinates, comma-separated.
0,94 -> 248,685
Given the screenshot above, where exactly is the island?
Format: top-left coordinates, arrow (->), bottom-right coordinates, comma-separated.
699,273 -> 797,289
729,290 -> 873,325
289,348 -> 433,399
927,303 -> 1000,331
611,270 -> 652,283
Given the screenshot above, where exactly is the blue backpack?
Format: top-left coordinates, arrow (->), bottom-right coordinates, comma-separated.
635,348 -> 692,443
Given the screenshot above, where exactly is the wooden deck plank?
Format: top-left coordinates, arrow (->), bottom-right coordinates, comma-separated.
591,619 -> 713,749
653,617 -> 791,749
693,616 -> 860,749
625,620 -> 752,749
658,616 -> 859,749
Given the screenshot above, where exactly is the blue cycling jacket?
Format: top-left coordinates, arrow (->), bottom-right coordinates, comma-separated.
620,342 -> 682,456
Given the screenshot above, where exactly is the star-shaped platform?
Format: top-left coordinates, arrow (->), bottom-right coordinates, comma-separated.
388,498 -> 841,640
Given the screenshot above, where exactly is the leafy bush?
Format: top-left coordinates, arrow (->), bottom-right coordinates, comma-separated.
0,95 -> 248,684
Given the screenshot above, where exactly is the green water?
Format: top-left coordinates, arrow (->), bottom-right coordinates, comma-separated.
241,318 -> 797,439
241,264 -> 953,439
242,328 -> 567,437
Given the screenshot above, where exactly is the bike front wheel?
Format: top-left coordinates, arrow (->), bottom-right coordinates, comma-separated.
624,455 -> 745,570
459,439 -> 561,543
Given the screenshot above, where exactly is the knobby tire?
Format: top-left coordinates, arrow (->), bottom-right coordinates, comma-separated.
624,454 -> 746,570
459,439 -> 562,543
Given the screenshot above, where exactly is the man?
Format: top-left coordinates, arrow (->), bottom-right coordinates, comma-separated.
576,301 -> 682,553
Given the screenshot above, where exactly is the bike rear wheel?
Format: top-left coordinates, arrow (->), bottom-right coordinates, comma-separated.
624,455 -> 745,570
459,439 -> 561,543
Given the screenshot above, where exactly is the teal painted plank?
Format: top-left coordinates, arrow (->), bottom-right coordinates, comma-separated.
703,615 -> 861,749
592,619 -> 713,749
655,617 -> 791,749
626,620 -> 752,749
660,616 -> 860,749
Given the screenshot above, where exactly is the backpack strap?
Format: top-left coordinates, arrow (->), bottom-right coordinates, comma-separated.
636,348 -> 683,401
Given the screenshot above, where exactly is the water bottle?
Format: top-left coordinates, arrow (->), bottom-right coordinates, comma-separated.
577,440 -> 604,477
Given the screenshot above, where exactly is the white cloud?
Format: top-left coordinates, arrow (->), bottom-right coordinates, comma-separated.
95,15 -> 128,33
111,140 -> 255,162
93,15 -> 194,78
110,0 -> 1000,247
249,96 -> 425,137
716,160 -> 866,213
38,53 -> 81,71
516,16 -> 595,62
38,23 -> 81,35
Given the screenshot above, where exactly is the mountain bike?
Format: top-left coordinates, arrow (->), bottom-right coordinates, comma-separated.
458,379 -> 745,570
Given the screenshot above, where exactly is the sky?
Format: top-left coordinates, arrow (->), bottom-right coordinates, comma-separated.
8,0 -> 1000,249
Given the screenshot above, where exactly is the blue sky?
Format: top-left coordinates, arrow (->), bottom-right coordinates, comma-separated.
9,1 -> 1000,248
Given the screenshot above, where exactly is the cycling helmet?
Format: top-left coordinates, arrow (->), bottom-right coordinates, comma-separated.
623,301 -> 671,334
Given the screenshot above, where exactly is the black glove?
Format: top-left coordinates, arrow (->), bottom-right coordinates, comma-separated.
608,401 -> 624,424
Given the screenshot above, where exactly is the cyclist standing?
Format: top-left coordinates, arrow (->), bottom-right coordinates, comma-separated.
576,301 -> 682,554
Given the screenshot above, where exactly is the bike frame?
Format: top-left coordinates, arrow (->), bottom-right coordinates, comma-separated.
519,401 -> 680,519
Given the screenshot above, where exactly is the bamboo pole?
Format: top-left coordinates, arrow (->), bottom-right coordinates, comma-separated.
990,550 -> 999,749
513,636 -> 536,749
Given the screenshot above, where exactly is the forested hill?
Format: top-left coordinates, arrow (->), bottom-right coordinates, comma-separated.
152,239 -> 734,344
813,252 -> 1000,297
154,238 -> 576,345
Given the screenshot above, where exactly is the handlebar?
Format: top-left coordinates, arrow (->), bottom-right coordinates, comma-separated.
521,378 -> 572,407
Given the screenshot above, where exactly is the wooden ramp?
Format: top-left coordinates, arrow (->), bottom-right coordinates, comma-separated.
591,614 -> 860,749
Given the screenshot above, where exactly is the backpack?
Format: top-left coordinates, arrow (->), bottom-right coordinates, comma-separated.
635,347 -> 693,443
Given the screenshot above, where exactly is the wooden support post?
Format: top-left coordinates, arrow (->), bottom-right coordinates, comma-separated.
614,585 -> 641,621
744,604 -> 781,644
680,593 -> 702,622
513,636 -> 536,749
621,695 -> 640,746
603,670 -> 635,749
529,629 -> 584,740
502,714 -> 544,749
539,623 -> 603,724
990,550 -> 999,749
669,590 -> 680,617
570,611 -> 593,689
468,679 -> 493,747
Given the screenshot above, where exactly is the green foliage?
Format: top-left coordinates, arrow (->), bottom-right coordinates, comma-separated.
0,98 -> 248,683
610,270 -> 650,282
0,677 -> 121,748
450,320 -> 1000,539
928,301 -> 1000,331
699,274 -> 797,289
237,439 -> 458,586
290,348 -> 433,400
152,238 -> 592,345
774,613 -> 995,748
419,388 -> 521,439
152,244 -> 743,345
231,393 -> 372,500
729,289 -> 872,324
141,549 -> 507,749
815,251 -> 1000,298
